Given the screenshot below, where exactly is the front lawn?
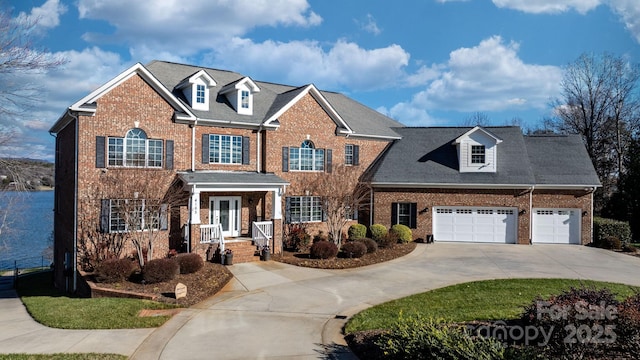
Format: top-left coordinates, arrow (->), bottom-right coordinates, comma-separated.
345,278 -> 640,334
17,271 -> 177,329
0,354 -> 126,360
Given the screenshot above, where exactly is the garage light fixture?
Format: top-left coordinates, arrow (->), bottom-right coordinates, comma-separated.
420,207 -> 429,214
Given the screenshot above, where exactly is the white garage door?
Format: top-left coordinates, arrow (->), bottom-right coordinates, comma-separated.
433,207 -> 517,243
532,208 -> 581,244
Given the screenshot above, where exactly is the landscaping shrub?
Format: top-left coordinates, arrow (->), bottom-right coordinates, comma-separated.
390,224 -> 412,243
356,237 -> 378,253
377,231 -> 399,248
376,315 -> 508,360
174,253 -> 204,274
310,240 -> 338,259
313,231 -> 329,243
369,224 -> 388,242
597,235 -> 622,250
348,224 -> 367,240
284,226 -> 311,252
142,258 -> 179,284
616,293 -> 640,354
520,287 -> 623,358
340,241 -> 367,258
594,217 -> 632,245
95,258 -> 136,283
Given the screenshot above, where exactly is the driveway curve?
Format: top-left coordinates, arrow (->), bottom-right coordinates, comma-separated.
129,243 -> 640,360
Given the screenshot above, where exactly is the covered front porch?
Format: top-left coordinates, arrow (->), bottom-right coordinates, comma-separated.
179,171 -> 288,263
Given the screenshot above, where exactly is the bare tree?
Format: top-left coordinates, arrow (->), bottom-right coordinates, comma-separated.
461,112 -> 491,127
78,170 -> 187,269
308,165 -> 370,246
550,53 -> 640,206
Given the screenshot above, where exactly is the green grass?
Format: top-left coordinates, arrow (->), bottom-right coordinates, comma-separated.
16,271 -> 177,329
0,354 -> 126,360
345,278 -> 640,334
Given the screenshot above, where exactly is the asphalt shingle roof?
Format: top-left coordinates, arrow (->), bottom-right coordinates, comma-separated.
145,60 -> 403,138
370,126 -> 600,187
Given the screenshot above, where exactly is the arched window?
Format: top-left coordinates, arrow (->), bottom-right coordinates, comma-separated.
289,140 -> 324,171
107,128 -> 163,168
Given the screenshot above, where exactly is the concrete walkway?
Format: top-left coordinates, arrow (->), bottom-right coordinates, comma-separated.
3,243 -> 640,358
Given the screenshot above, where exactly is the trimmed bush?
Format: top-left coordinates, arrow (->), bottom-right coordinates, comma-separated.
313,231 -> 329,243
95,258 -> 136,283
348,224 -> 367,240
142,258 -> 179,284
174,253 -> 204,274
597,235 -> 622,250
356,238 -> 378,253
376,315 -> 508,360
390,224 -> 412,243
594,217 -> 632,245
369,224 -> 388,242
285,226 -> 311,252
310,241 -> 338,259
377,231 -> 399,248
340,241 -> 367,258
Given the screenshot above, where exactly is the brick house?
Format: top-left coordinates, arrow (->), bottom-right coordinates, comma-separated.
49,61 -> 402,291
369,126 -> 601,245
50,61 -> 600,292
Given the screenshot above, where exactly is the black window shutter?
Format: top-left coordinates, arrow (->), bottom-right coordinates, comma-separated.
410,203 -> 418,229
165,140 -> 174,170
96,136 -> 105,168
242,136 -> 250,165
285,197 -> 291,224
282,147 -> 289,172
352,207 -> 358,221
326,149 -> 332,173
353,145 -> 360,166
100,199 -> 110,233
160,204 -> 168,230
202,134 -> 209,164
391,203 -> 398,226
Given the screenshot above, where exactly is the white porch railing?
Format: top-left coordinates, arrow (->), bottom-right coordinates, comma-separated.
200,224 -> 225,252
252,221 -> 272,249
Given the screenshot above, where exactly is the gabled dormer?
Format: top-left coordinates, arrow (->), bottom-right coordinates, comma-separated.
176,70 -> 216,111
220,77 -> 260,116
453,126 -> 502,173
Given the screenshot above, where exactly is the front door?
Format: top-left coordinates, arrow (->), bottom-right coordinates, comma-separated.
210,196 -> 241,238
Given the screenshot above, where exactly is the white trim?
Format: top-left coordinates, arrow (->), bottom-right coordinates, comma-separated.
176,69 -> 216,89
372,182 -> 534,189
219,77 -> 260,94
453,126 -> 503,145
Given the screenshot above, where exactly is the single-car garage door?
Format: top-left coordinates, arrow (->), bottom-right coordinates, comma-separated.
532,208 -> 581,244
433,207 -> 517,243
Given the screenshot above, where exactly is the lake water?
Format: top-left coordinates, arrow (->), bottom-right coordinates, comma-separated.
0,191 -> 54,271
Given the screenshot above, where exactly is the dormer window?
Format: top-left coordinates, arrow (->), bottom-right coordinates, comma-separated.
241,90 -> 250,109
220,77 -> 260,115
471,145 -> 486,164
196,84 -> 206,104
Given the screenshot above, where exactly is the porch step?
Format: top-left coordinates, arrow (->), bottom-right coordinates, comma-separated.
224,240 -> 260,264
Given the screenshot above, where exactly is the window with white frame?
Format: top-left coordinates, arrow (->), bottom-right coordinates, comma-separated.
287,196 -> 323,223
241,90 -> 250,109
471,145 -> 486,164
107,129 -> 163,168
345,144 -> 354,165
107,199 -> 162,233
196,84 -> 206,104
209,134 -> 243,164
289,140 -> 324,171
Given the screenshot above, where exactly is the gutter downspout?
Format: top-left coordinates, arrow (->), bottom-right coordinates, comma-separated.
529,185 -> 534,244
257,125 -> 262,173
191,120 -> 196,171
591,189 -> 595,244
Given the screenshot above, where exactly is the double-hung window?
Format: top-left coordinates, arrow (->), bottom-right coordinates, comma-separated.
196,84 -> 206,104
241,90 -> 250,109
344,144 -> 359,165
209,134 -> 243,164
391,202 -> 417,229
105,199 -> 164,233
289,140 -> 324,171
286,196 -> 323,223
471,145 -> 486,164
107,129 -> 163,168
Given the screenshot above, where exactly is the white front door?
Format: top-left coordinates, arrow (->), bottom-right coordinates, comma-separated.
210,196 -> 241,238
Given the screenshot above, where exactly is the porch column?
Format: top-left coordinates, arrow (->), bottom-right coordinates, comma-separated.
190,188 -> 201,225
272,187 -> 283,220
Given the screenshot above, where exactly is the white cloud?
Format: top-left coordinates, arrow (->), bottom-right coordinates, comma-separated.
207,38 -> 410,91
609,0 -> 640,43
491,0 -> 602,14
14,0 -> 67,31
77,0 -> 322,56
386,36 -> 562,126
358,14 -> 382,35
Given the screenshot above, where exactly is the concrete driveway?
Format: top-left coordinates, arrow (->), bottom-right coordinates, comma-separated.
129,243 -> 640,359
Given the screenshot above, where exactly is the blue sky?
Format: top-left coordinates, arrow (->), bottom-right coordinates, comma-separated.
5,0 -> 640,161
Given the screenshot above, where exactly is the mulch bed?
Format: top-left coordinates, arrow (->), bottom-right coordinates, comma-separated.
90,261 -> 233,308
272,242 -> 417,269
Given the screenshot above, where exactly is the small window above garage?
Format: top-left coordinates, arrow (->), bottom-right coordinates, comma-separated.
453,126 -> 502,173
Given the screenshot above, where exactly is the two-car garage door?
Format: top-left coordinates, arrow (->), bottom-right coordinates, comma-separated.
433,207 -> 517,243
